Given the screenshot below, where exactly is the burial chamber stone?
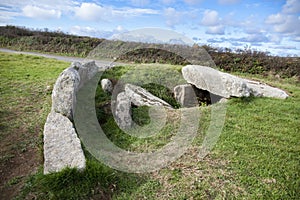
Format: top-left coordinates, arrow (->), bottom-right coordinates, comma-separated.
43,111 -> 86,174
125,84 -> 172,108
44,61 -> 101,174
115,92 -> 132,130
113,84 -> 172,129
173,84 -> 198,108
182,65 -> 251,98
246,80 -> 289,99
182,65 -> 288,99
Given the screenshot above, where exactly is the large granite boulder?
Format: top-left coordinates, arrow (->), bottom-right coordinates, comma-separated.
182,65 -> 251,98
43,112 -> 86,174
182,65 -> 288,99
125,84 -> 172,107
246,80 -> 289,99
113,84 -> 172,129
51,66 -> 80,120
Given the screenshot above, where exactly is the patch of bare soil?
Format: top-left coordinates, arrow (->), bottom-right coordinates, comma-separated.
0,148 -> 39,199
0,111 -> 41,199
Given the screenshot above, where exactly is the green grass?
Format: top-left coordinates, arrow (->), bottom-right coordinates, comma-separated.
1,52 -> 299,199
0,53 -> 69,152
0,52 -> 69,198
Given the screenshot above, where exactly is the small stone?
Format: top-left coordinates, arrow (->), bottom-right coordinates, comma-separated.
101,79 -> 113,93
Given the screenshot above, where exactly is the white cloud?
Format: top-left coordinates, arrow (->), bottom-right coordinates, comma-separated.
74,3 -> 112,21
22,5 -> 61,19
161,0 -> 176,4
70,26 -> 98,36
74,3 -> 158,21
282,0 -> 300,14
265,0 -> 300,38
184,0 -> 202,5
1,0 -> 75,10
1,0 -> 74,22
69,25 -> 118,38
268,34 -> 282,44
265,13 -> 285,24
239,34 -> 270,43
206,25 -> 225,35
164,7 -> 183,27
270,45 -> 297,50
0,9 -> 19,22
292,36 -> 300,42
131,0 -> 150,7
201,10 -> 220,26
265,8 -> 300,36
116,25 -> 124,32
117,8 -> 159,16
218,0 -> 240,5
272,15 -> 300,34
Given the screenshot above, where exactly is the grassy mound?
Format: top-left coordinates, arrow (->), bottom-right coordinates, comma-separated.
1,52 -> 299,199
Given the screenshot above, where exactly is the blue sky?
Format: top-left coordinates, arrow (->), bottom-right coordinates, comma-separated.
0,0 -> 299,56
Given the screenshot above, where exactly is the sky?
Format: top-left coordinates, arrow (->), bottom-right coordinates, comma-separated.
0,0 -> 299,56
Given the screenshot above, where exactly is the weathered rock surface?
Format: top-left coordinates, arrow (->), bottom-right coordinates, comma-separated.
52,66 -> 80,120
246,80 -> 289,99
182,65 -> 251,98
125,84 -> 172,107
101,79 -> 113,93
115,92 -> 132,129
43,111 -> 86,174
44,61 -> 101,174
174,84 -> 198,107
51,61 -> 101,120
113,84 -> 172,129
182,65 -> 288,99
76,61 -> 100,88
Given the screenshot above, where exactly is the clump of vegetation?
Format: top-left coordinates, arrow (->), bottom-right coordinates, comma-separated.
0,25 -> 103,57
202,45 -> 300,79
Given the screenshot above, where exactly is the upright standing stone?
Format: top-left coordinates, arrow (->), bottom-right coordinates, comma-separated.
114,92 -> 132,129
43,112 -> 86,174
174,84 -> 198,107
44,61 -> 101,174
51,67 -> 80,120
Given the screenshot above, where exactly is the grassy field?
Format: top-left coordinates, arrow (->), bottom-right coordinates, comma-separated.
0,52 -> 299,199
0,52 -> 68,199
